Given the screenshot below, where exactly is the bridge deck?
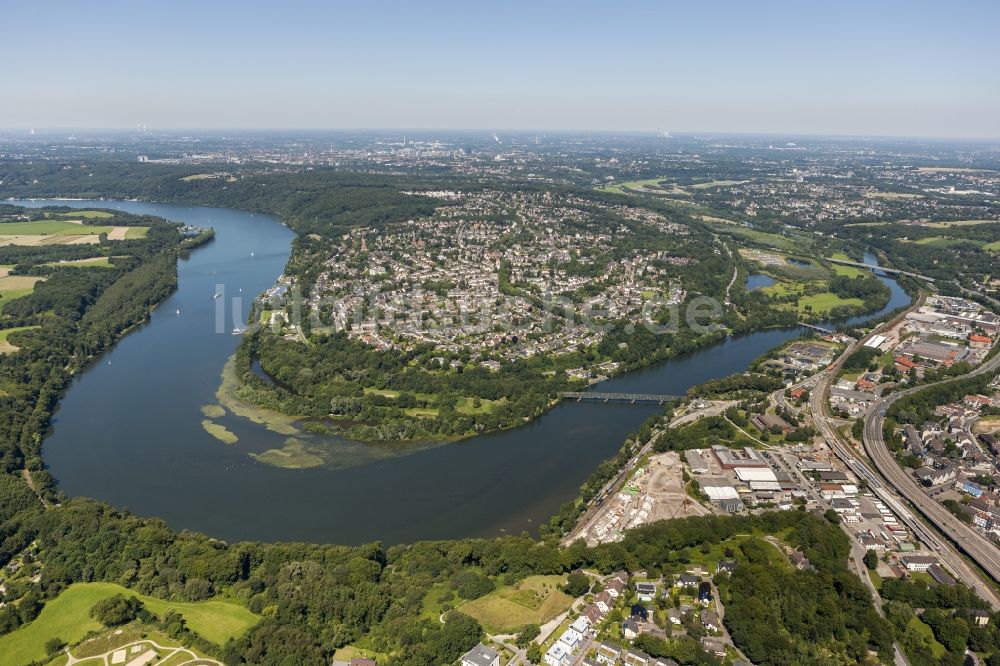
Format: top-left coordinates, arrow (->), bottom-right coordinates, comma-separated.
558,391 -> 681,404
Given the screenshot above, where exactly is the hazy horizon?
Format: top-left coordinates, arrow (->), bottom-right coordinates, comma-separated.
3,0 -> 998,139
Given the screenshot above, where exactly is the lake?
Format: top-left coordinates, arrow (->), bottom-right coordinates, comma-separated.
18,200 -> 910,545
745,273 -> 776,291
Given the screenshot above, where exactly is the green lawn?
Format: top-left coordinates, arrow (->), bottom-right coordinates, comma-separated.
0,582 -> 259,664
985,240 -> 1000,252
124,227 -> 149,239
457,575 -> 573,633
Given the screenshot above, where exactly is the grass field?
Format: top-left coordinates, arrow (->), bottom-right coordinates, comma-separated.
985,240 -> 1000,252
913,236 -> 984,249
0,582 -> 258,664
828,254 -> 864,278
687,179 -> 747,189
0,275 -> 45,314
43,256 -> 114,268
52,210 -> 114,219
0,325 -> 41,354
0,220 -> 118,235
707,222 -> 801,251
831,263 -> 863,278
457,575 -> 573,633
795,292 -> 863,314
364,388 -> 503,416
760,280 -> 807,298
908,616 -> 947,658
596,177 -> 690,197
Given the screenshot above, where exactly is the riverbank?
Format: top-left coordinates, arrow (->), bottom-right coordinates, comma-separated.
28,199 -> 914,544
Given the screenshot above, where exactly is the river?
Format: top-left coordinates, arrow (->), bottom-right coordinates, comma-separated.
17,200 -> 911,545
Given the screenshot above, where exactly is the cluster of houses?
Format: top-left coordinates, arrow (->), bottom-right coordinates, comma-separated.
900,390 -> 1000,540
307,190 -> 691,363
568,569 -> 740,666
544,572 -> 629,666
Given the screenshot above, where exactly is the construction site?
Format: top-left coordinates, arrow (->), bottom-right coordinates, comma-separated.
575,451 -> 715,546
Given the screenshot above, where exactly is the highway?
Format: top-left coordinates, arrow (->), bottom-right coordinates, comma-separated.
862,350 -> 1000,608
807,297 -> 1000,609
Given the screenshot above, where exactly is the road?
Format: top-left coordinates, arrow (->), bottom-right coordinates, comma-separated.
863,350 -> 1000,608
806,293 -> 1000,609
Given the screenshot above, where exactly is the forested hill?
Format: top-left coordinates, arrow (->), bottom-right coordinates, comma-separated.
0,162 -> 445,238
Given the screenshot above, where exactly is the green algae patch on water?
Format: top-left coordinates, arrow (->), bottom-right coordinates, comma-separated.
201,419 -> 238,445
200,403 -> 226,418
216,356 -> 300,436
250,437 -> 325,469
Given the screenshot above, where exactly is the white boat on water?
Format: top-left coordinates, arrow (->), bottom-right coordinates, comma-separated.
232,327 -> 244,335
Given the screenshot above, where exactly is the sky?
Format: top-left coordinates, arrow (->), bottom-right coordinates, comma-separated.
2,0 -> 999,138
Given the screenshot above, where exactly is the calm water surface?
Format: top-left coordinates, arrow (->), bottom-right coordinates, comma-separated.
745,273 -> 776,291
18,201 -> 910,545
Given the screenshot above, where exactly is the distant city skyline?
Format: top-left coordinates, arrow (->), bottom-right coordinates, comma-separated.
3,0 -> 999,139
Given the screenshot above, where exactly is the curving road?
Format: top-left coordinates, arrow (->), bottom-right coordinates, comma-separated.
863,350 -> 1000,605
809,298 -> 1000,609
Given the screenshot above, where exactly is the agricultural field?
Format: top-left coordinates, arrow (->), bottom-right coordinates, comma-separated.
0,219 -> 147,246
456,575 -> 573,633
0,581 -> 259,663
985,240 -> 1000,252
